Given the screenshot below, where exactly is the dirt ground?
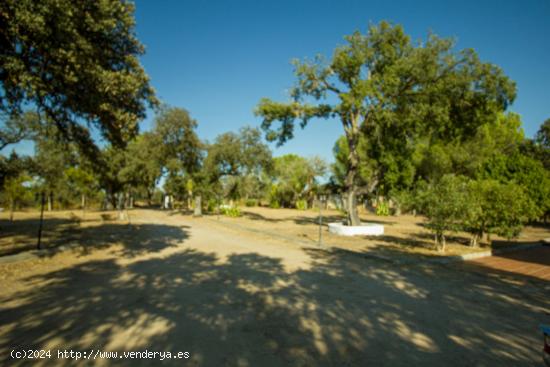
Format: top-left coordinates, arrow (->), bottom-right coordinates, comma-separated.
214,206 -> 550,259
0,209 -> 549,366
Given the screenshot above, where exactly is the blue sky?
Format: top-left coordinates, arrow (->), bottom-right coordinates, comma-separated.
5,0 -> 550,162
133,0 -> 550,163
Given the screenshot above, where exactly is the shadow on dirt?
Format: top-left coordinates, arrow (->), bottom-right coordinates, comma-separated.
0,242 -> 547,366
0,217 -> 189,258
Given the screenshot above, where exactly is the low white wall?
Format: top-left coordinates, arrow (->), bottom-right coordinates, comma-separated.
328,222 -> 384,236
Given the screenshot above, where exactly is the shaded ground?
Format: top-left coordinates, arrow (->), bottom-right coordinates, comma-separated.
0,209 -> 549,366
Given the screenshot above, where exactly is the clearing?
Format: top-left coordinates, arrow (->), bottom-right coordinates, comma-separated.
0,209 -> 549,366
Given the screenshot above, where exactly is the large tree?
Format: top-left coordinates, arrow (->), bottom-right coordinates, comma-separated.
256,21 -> 515,225
153,106 -> 204,211
203,126 -> 272,202
0,0 -> 157,159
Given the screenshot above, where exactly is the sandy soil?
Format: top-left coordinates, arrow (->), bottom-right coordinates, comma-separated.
0,209 -> 549,366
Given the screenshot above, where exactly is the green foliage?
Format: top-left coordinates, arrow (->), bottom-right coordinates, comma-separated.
244,199 -> 258,207
0,0 -> 157,158
375,200 -> 390,216
257,21 -> 515,226
480,152 -> 550,219
221,206 -> 242,217
203,126 -> 272,202
269,154 -> 326,208
295,199 -> 307,210
463,180 -> 536,244
206,198 -> 218,213
0,111 -> 38,151
269,201 -> 280,209
389,189 -> 415,215
154,106 -> 203,176
3,173 -> 32,216
415,175 -> 470,251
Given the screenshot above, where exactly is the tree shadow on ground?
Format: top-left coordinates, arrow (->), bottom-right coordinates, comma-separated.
0,217 -> 189,258
373,235 -> 434,250
1,241 -> 547,366
240,210 -> 285,223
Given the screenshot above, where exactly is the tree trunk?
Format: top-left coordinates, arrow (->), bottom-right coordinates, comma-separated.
345,189 -> 361,226
344,130 -> 361,226
194,195 -> 202,217
9,198 -> 15,221
435,232 -> 446,252
146,188 -> 153,206
47,192 -> 52,212
37,192 -> 45,250
469,233 -> 480,247
117,192 -> 126,220
81,194 -> 86,219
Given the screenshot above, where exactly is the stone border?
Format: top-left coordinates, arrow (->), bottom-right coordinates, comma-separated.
328,222 -> 384,236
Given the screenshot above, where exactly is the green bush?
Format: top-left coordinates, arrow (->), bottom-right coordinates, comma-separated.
295,199 -> 307,210
244,198 -> 258,207
376,200 -> 390,216
415,175 -> 470,252
221,206 -> 242,217
269,200 -> 280,209
206,198 -> 218,213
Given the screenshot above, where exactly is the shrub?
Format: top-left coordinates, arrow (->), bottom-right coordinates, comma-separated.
415,175 -> 470,252
295,199 -> 307,210
221,206 -> 241,217
244,198 -> 258,207
206,198 -> 218,213
375,200 -> 390,216
463,179 -> 536,246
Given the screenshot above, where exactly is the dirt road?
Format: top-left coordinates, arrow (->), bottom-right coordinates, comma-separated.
0,210 -> 548,366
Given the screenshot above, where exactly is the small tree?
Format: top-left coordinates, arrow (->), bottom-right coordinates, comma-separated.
464,180 -> 536,246
64,166 -> 97,216
415,175 -> 469,252
3,173 -> 31,221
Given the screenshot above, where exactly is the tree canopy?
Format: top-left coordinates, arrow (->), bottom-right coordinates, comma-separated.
256,21 -> 515,225
0,0 -> 157,158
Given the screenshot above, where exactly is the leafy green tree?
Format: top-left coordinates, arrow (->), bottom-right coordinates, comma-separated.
269,154 -> 326,208
204,127 -> 272,203
256,21 -> 514,225
480,152 -> 550,220
33,128 -> 76,211
0,0 -> 157,158
535,118 -> 550,148
3,173 -> 32,220
463,179 -> 536,246
64,166 -> 98,215
416,112 -> 525,182
119,132 -> 163,205
0,151 -> 34,190
0,111 -> 38,150
415,175 -> 469,252
153,106 -> 204,211
522,118 -> 550,172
